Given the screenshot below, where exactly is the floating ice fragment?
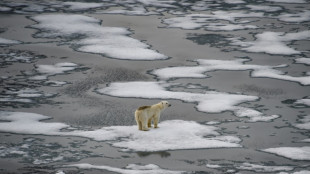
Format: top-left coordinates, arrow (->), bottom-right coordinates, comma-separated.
294,115 -> 310,130
229,30 -> 310,55
279,10 -> 310,23
66,163 -> 186,174
0,37 -> 21,45
224,0 -> 245,4
152,58 -> 310,85
295,99 -> 310,106
237,162 -> 294,172
246,5 -> 282,12
266,0 -> 306,3
97,81 -> 278,122
0,111 -> 242,151
295,58 -> 310,65
63,2 -> 105,11
262,146 -> 310,160
30,14 -> 167,60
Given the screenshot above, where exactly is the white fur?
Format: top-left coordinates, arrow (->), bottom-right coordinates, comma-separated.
135,101 -> 171,131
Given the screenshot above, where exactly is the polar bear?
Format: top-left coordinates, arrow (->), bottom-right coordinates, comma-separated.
135,101 -> 171,131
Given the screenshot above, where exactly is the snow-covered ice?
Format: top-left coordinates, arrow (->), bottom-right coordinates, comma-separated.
0,37 -> 21,45
0,111 -> 242,151
237,162 -> 294,172
163,11 -> 264,30
151,58 -> 310,85
229,30 -> 310,55
30,14 -> 167,60
97,81 -> 279,122
66,163 -> 186,174
294,115 -> 310,130
262,147 -> 310,160
30,62 -> 79,80
295,58 -> 310,65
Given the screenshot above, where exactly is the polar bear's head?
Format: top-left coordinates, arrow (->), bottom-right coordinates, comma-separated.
161,101 -> 171,109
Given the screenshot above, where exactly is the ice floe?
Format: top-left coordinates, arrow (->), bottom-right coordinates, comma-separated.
294,115 -> 310,130
279,10 -> 310,23
0,37 -> 21,45
30,62 -> 79,80
295,58 -> 310,65
246,5 -> 283,12
30,14 -> 167,60
163,11 -> 264,30
62,2 -> 105,11
295,99 -> 310,106
236,162 -> 294,172
97,81 -> 279,122
0,111 -> 242,151
151,58 -> 310,85
66,163 -> 186,174
229,30 -> 310,55
262,146 -> 310,160
266,0 -> 307,3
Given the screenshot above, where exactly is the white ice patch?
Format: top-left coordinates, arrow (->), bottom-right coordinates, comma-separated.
63,2 -> 105,11
97,81 -> 278,122
66,163 -> 185,174
30,14 -> 167,60
295,99 -> 310,106
262,146 -> 310,160
266,0 -> 307,3
0,111 -> 242,151
163,11 -> 263,30
246,5 -> 282,12
279,10 -> 310,23
0,37 -> 21,45
229,30 -> 310,55
151,58 -> 310,85
30,62 -> 79,80
237,162 -> 294,172
294,115 -> 310,130
224,0 -> 245,4
295,58 -> 310,65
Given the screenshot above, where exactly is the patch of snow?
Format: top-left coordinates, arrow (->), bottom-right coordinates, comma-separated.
97,81 -> 279,122
30,14 -> 167,60
0,37 -> 21,45
295,58 -> 310,65
295,99 -> 310,106
262,146 -> 310,160
237,162 -> 294,172
229,30 -> 310,55
66,163 -> 185,174
246,5 -> 282,12
151,58 -> 310,85
294,115 -> 310,130
279,10 -> 310,23
0,111 -> 242,151
63,2 -> 105,11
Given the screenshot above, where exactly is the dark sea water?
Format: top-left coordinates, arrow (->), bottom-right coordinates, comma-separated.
0,0 -> 310,173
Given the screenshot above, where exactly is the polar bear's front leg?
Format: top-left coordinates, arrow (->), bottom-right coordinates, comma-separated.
142,119 -> 149,131
154,113 -> 160,128
148,118 -> 152,128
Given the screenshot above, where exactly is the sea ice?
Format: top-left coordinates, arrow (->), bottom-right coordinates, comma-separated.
246,5 -> 282,12
30,62 -> 79,80
63,2 -> 105,11
30,14 -> 167,60
151,58 -> 310,85
279,10 -> 310,23
66,163 -> 186,174
294,115 -> 310,130
295,99 -> 310,106
262,146 -> 310,160
97,81 -> 279,122
0,37 -> 21,45
229,30 -> 310,55
265,0 -> 306,3
0,111 -> 242,152
163,11 -> 264,30
237,162 -> 294,172
295,58 -> 310,65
